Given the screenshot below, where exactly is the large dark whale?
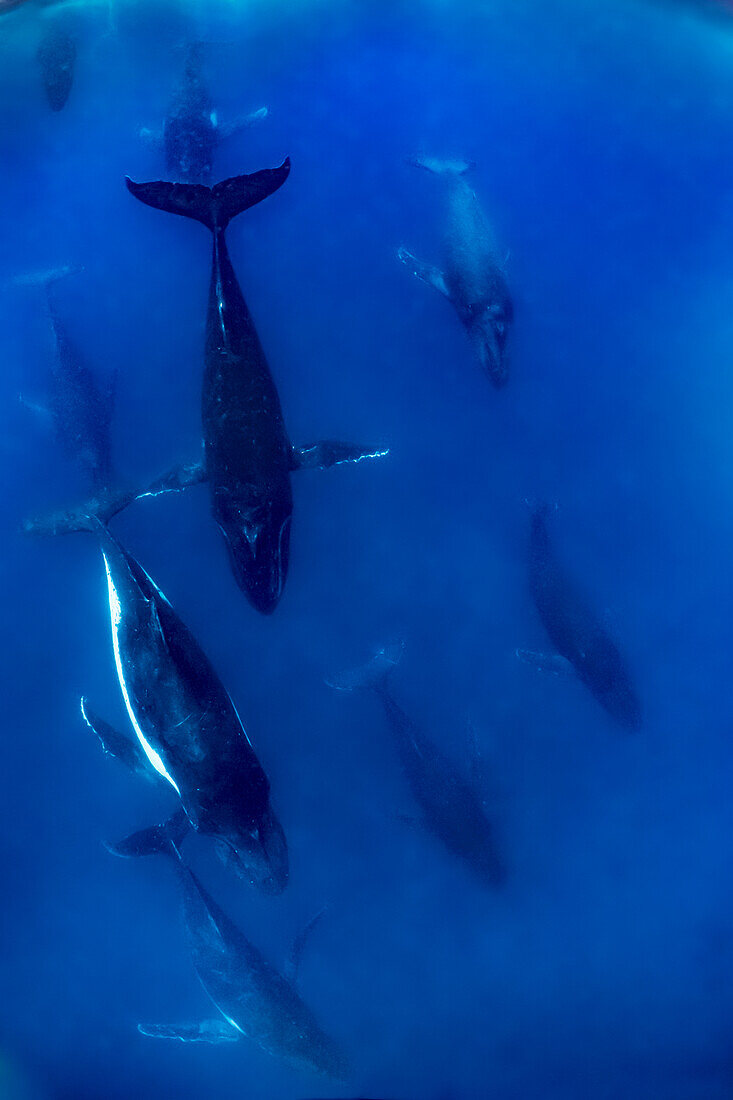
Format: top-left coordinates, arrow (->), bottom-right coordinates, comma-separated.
135,832 -> 348,1079
398,156 -> 512,388
141,44 -> 267,185
522,503 -> 642,730
125,164 -> 386,613
329,645 -> 505,888
83,521 -> 288,892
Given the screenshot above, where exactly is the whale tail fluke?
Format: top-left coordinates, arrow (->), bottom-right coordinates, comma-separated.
105,809 -> 189,860
325,642 -> 404,694
126,160 -> 291,233
408,154 -> 475,176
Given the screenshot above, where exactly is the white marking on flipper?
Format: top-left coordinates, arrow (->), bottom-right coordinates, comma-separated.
104,555 -> 181,795
515,648 -> 575,677
138,1018 -> 240,1042
219,1011 -> 244,1035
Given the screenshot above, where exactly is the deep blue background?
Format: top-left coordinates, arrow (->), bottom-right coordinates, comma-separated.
1,1 -> 733,1097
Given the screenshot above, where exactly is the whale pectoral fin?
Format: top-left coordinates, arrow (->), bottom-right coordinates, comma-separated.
396,247 -> 450,299
22,457 -> 206,538
138,1019 -> 240,1043
80,697 -> 150,777
515,649 -> 575,677
106,809 -> 189,859
19,393 -> 53,425
135,459 -> 207,500
138,126 -> 163,146
286,906 -> 328,984
291,441 -> 389,471
218,106 -> 268,139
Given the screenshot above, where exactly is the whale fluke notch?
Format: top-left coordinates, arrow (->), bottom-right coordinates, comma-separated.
125,160 -> 291,232
138,1020 -> 239,1043
291,441 -> 389,471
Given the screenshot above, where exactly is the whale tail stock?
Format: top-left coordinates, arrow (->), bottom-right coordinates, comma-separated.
125,160 -> 291,233
325,642 -> 404,694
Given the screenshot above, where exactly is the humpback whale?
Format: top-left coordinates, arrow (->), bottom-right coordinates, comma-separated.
19,269 -> 116,493
135,832 -> 348,1079
83,522 -> 288,892
521,503 -> 642,730
37,23 -> 75,111
398,156 -> 512,388
140,44 -> 267,185
125,165 -> 387,614
329,645 -> 505,888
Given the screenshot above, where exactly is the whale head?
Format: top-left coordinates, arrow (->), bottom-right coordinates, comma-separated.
468,303 -> 511,388
215,805 -> 289,895
214,489 -> 292,614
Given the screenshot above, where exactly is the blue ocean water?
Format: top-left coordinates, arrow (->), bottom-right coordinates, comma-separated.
2,1 -> 733,1097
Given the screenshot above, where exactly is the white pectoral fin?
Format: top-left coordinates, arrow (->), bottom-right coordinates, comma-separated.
218,107 -> 268,139
136,458 -> 207,501
396,247 -> 450,299
139,126 -> 163,146
137,1020 -> 240,1043
80,696 -> 151,777
515,649 -> 575,677
291,441 -> 389,471
19,394 -> 53,424
408,154 -> 474,176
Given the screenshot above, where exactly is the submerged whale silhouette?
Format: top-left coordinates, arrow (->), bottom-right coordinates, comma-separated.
522,503 -> 642,730
140,43 -> 268,185
18,268 -> 116,493
329,644 -> 505,888
37,23 -> 75,111
398,156 -> 512,388
134,830 -> 348,1079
